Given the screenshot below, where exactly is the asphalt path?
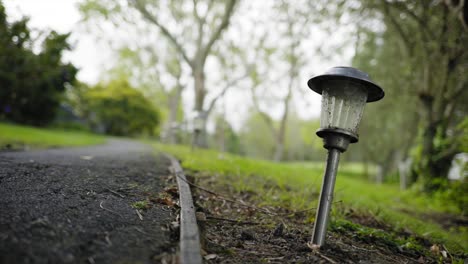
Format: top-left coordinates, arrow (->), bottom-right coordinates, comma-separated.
0,139 -> 176,264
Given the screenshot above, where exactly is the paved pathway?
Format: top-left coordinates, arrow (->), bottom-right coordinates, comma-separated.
0,140 -> 176,263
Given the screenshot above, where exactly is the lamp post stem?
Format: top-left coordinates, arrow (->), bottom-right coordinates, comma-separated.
311,148 -> 341,246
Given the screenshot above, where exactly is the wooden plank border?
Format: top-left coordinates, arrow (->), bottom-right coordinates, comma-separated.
165,154 -> 203,264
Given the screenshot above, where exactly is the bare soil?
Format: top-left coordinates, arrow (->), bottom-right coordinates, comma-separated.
189,173 -> 468,264
0,140 -> 178,264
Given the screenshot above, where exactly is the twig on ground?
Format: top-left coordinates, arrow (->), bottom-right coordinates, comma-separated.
206,215 -> 261,225
307,242 -> 338,263
99,201 -> 123,217
105,188 -> 125,198
316,252 -> 337,264
133,227 -> 146,234
173,171 -> 339,218
173,172 -> 273,215
265,256 -> 285,261
441,244 -> 453,260
104,232 -> 112,246
135,209 -> 144,220
351,244 -> 378,252
173,171 -> 217,196
274,207 -> 317,217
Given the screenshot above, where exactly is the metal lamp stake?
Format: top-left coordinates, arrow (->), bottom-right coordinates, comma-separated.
312,148 -> 340,246
307,67 -> 385,247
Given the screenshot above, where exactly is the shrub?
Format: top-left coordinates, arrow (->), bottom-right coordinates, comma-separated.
84,80 -> 160,136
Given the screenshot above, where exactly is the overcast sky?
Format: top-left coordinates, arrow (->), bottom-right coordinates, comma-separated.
3,0 -> 355,130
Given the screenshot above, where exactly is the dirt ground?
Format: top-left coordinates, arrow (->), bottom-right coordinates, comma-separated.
0,140 -> 178,264
189,173 -> 468,264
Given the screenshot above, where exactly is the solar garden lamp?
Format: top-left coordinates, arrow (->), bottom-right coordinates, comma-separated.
307,66 -> 384,247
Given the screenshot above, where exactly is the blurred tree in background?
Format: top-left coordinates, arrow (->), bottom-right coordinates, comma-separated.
239,111 -> 323,161
3,0 -> 465,192
212,114 -> 243,155
350,0 -> 468,190
352,26 -> 419,184
247,0 -> 311,161
80,0 -> 239,147
72,79 -> 160,136
108,45 -> 185,143
0,2 -> 77,126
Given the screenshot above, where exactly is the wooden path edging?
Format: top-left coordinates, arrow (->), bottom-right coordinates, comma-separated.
165,154 -> 203,264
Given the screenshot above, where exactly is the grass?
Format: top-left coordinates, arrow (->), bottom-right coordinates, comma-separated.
131,200 -> 150,210
152,142 -> 467,253
0,122 -> 106,149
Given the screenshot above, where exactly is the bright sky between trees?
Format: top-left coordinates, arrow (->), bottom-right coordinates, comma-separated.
4,0 -> 357,129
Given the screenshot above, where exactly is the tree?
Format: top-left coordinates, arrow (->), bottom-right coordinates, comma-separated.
0,3 -> 77,126
240,112 -> 276,159
353,1 -> 468,190
344,0 -> 468,191
351,27 -> 419,184
246,0 -> 310,161
80,0 -> 239,147
212,113 -> 243,155
109,45 -> 185,144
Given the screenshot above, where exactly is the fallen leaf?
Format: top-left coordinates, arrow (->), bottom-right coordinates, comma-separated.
204,254 -> 218,260
164,186 -> 179,197
430,244 -> 440,255
170,221 -> 180,229
154,197 -> 176,206
80,155 -> 93,160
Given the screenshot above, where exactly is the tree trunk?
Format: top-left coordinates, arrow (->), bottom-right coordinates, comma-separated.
416,93 -> 457,191
273,140 -> 284,162
219,120 -> 226,153
398,159 -> 410,191
193,66 -> 208,148
375,165 -> 383,184
165,83 -> 183,144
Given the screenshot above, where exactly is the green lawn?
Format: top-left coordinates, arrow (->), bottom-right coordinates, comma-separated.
153,142 -> 467,253
0,122 -> 106,149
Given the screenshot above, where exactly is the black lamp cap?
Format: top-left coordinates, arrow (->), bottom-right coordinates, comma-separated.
307,66 -> 384,102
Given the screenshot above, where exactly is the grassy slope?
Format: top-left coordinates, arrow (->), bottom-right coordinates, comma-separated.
0,123 -> 106,149
153,142 -> 467,252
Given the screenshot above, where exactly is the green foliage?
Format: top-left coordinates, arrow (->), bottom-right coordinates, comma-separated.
353,1 -> 468,188
50,122 -> 90,132
455,117 -> 468,153
239,112 -> 275,159
352,24 -> 418,181
212,115 -> 244,155
83,80 -> 160,136
0,122 -> 105,149
0,3 -> 77,126
239,112 -> 324,161
433,180 -> 468,216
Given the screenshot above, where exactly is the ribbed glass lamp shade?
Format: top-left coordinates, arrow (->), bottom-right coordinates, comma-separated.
320,80 -> 368,135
